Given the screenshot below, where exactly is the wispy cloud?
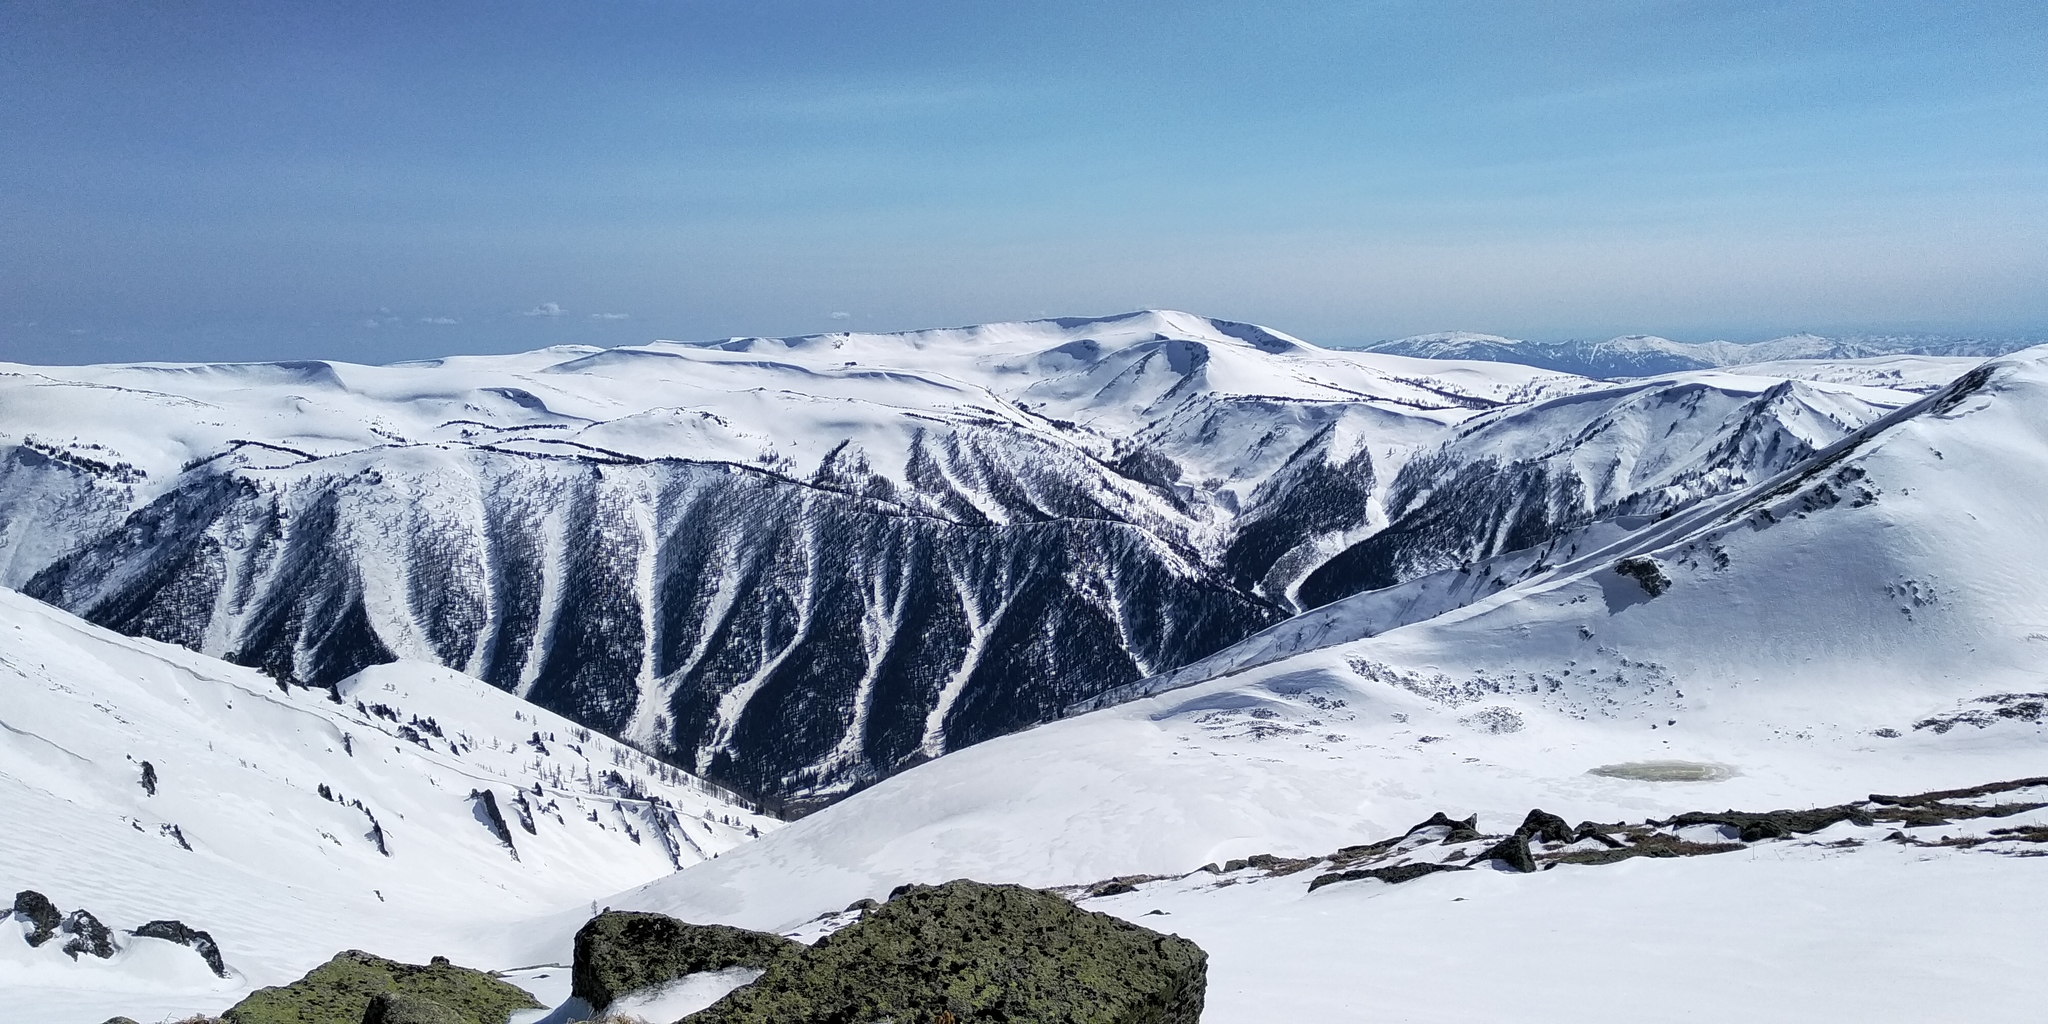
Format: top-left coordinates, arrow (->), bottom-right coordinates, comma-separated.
522,302 -> 566,318
589,312 -> 630,321
419,316 -> 459,325
829,311 -> 853,320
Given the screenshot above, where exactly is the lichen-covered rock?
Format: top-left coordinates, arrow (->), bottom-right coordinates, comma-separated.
12,890 -> 62,947
135,918 -> 230,977
684,878 -> 1207,1024
571,911 -> 800,1010
222,949 -> 539,1024
361,992 -> 463,1024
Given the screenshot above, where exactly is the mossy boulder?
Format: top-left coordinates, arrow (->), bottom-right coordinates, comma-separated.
572,911 -> 801,1009
361,992 -> 463,1024
683,878 -> 1207,1024
222,950 -> 539,1024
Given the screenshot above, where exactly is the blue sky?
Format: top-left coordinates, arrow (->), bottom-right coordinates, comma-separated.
3,0 -> 2044,363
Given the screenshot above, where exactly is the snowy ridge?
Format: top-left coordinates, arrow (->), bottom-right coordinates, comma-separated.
523,346 -> 2048,1020
1366,329 -> 2038,379
0,311 -> 1954,803
0,587 -> 773,1022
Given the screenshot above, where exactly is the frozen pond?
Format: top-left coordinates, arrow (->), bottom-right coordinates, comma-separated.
1587,760 -> 1736,782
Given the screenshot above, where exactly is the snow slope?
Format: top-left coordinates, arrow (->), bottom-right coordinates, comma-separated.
496,348 -> 2048,1019
0,586 -> 774,1023
0,311 -> 1952,804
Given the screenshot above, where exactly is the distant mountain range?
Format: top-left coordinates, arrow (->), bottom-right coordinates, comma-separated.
0,311 -> 2000,809
1360,330 -> 2039,378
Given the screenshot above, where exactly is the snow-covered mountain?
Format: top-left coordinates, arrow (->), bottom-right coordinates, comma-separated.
0,311 -> 1948,805
0,585 -> 773,1022
1365,330 -> 2033,379
8,315 -> 2047,1022
515,346 -> 2048,1022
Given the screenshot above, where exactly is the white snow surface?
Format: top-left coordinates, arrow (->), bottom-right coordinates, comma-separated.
6,316 -> 2042,1022
524,347 -> 2048,1020
0,587 -> 774,1022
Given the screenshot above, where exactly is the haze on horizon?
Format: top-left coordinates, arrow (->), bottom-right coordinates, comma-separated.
3,0 -> 2044,366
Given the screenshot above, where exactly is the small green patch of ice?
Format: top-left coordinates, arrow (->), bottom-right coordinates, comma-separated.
1587,760 -> 1735,782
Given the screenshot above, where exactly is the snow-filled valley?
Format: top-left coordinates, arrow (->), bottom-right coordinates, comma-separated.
4,312 -> 2047,1022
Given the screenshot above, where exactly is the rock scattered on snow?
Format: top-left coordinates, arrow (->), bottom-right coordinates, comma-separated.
135,918 -> 230,977
12,889 -> 62,947
61,907 -> 118,959
467,789 -> 518,861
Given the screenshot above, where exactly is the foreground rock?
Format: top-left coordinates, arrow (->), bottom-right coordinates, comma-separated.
572,911 -> 802,1010
674,879 -> 1206,1023
221,950 -> 539,1024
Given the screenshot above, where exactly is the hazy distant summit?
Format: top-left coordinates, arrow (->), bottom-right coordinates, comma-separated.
1362,330 -> 2038,378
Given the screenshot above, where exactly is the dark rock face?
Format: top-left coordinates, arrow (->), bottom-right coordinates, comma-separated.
12,890 -> 62,947
360,992 -> 462,1024
1298,381 -> 1833,609
1404,811 -> 1482,845
61,908 -> 118,959
1612,556 -> 1671,597
25,449 -> 1279,804
1473,834 -> 1537,874
684,879 -> 1207,1024
571,911 -> 801,1010
1514,809 -> 1575,845
135,919 -> 230,977
1221,427 -> 1376,600
223,949 -> 540,1024
467,790 -> 518,860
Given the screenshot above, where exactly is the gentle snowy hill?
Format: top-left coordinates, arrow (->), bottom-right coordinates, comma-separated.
526,347 -> 2048,1020
0,311 -> 1953,805
0,587 -> 773,1023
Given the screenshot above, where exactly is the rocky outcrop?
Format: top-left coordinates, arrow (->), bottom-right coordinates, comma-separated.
1471,834 -> 1537,873
24,450 -> 1277,806
135,919 -> 229,977
223,950 -> 539,1024
467,789 -> 518,860
61,908 -> 118,959
571,911 -> 801,1010
8,892 -> 119,960
12,890 -> 61,947
683,879 -> 1207,1024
